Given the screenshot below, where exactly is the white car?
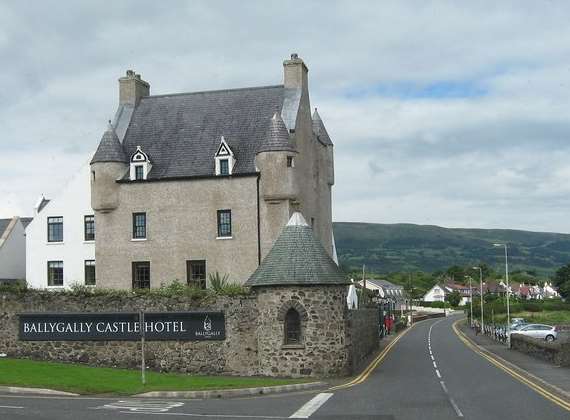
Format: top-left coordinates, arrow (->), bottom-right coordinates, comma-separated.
511,324 -> 558,342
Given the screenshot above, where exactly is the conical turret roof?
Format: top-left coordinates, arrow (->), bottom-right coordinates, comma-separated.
256,112 -> 296,153
91,122 -> 128,164
312,108 -> 333,146
245,212 -> 349,287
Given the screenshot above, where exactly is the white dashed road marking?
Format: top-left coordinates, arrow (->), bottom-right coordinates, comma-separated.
289,392 -> 333,418
0,405 -> 24,409
429,319 -> 464,418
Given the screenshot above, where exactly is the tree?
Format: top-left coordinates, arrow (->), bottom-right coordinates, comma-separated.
445,291 -> 462,307
552,263 -> 570,300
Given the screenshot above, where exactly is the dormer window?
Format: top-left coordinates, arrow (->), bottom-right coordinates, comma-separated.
130,146 -> 151,181
215,136 -> 235,176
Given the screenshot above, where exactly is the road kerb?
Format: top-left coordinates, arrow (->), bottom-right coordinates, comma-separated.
0,386 -> 79,397
452,319 -> 570,412
135,381 -> 326,399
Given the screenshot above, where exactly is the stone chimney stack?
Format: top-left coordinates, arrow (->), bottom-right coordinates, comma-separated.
283,53 -> 308,90
119,70 -> 150,106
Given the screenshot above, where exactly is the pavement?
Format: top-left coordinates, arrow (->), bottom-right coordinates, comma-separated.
1,314 -> 569,419
457,320 -> 570,396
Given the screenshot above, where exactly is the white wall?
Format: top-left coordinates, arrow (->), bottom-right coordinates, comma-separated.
26,162 -> 95,288
0,218 -> 27,280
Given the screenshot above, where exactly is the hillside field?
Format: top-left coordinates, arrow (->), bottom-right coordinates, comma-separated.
333,222 -> 570,277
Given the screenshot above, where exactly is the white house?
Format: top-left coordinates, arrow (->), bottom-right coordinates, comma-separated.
0,217 -> 32,283
26,161 -> 95,288
423,284 -> 447,303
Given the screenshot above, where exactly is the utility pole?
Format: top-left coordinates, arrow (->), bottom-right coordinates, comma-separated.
362,264 -> 366,305
494,244 -> 511,337
473,267 -> 484,334
465,275 -> 474,327
140,311 -> 146,386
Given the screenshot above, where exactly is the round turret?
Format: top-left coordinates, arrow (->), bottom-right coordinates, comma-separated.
90,122 -> 128,212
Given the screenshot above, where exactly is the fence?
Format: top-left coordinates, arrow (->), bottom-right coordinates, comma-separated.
470,319 -> 509,344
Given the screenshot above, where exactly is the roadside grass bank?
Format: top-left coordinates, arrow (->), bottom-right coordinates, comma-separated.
492,310 -> 570,325
0,358 -> 310,395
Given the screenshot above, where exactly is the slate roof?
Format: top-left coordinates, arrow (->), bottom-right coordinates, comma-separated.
20,218 -> 33,228
312,108 -> 333,146
0,219 -> 10,237
91,123 -> 128,164
120,85 -> 288,180
366,279 -> 403,290
245,213 -> 349,287
256,113 -> 296,153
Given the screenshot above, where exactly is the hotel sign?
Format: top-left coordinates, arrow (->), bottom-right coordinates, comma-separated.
19,312 -> 225,341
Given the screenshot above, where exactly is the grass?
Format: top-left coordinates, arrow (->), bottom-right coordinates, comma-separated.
0,358 -> 310,395
492,310 -> 570,325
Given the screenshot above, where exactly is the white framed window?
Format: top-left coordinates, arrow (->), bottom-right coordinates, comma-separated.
129,146 -> 152,180
215,136 -> 235,176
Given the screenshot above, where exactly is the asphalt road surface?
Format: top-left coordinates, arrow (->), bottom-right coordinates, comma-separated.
1,314 -> 568,419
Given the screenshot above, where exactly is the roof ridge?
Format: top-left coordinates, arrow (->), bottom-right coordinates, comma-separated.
145,84 -> 284,100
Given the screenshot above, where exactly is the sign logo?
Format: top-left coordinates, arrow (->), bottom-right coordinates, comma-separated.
203,315 -> 212,332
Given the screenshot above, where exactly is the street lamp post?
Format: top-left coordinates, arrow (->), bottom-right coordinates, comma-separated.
473,267 -> 484,334
494,243 -> 511,331
465,275 -> 474,327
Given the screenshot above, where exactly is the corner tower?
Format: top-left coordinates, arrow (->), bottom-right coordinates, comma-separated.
90,122 -> 128,212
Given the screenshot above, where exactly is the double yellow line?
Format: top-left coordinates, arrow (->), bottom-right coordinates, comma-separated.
453,319 -> 570,412
329,324 -> 414,391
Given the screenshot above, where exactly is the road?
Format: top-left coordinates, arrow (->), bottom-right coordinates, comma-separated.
1,314 -> 568,419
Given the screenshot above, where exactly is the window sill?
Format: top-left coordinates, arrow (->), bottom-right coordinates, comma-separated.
46,285 -> 64,288
131,238 -> 147,242
281,344 -> 305,350
216,236 -> 233,240
46,241 -> 64,245
83,240 -> 95,244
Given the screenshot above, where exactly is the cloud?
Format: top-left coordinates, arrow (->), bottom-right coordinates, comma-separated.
2,1 -> 570,234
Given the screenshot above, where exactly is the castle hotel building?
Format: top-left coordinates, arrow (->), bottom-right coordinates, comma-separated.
89,54 -> 335,289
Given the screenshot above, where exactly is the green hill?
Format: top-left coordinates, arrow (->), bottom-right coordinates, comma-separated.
333,222 -> 570,277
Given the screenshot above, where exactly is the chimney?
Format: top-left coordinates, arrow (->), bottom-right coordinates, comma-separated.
119,70 -> 150,106
283,53 -> 308,90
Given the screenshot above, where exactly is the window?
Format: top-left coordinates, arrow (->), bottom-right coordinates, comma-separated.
187,260 -> 206,289
84,260 -> 96,286
132,261 -> 150,289
310,217 -> 315,228
287,156 -> 294,167
217,210 -> 232,237
284,308 -> 301,344
135,165 -> 144,180
133,212 -> 146,239
47,217 -> 63,242
47,261 -> 63,286
84,215 -> 95,241
214,136 -> 235,176
219,159 -> 229,175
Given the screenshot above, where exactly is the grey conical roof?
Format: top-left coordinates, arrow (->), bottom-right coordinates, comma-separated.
91,122 -> 128,164
312,108 -> 333,146
256,113 -> 296,153
245,213 -> 349,287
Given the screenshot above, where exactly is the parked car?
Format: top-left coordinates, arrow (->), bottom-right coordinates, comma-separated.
511,324 -> 557,342
511,317 -> 525,326
510,323 -> 528,331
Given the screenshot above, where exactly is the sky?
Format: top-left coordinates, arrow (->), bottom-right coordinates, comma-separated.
2,1 -> 570,233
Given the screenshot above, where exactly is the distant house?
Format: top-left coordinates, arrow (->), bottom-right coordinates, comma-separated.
360,278 -> 406,309
423,284 -> 447,303
513,282 -> 559,300
423,282 -> 474,306
0,216 -> 32,284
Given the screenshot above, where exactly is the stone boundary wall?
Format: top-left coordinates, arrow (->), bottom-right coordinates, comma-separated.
510,334 -> 570,367
346,308 -> 379,372
0,291 -> 258,376
0,288 -> 381,378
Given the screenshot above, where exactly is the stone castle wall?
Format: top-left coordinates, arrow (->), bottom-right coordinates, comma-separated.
0,287 -> 378,377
